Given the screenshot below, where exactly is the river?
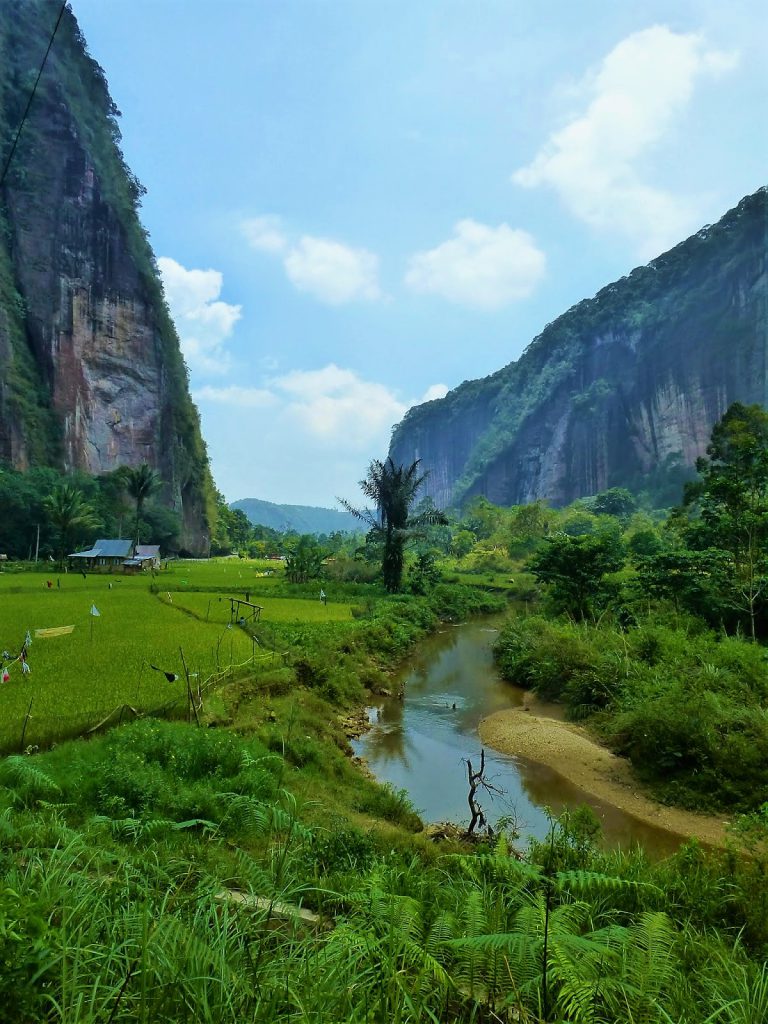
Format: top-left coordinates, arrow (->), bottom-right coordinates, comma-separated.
352,618 -> 683,856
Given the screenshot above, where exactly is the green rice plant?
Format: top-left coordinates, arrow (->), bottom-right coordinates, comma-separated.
166,590 -> 354,624
0,577 -> 300,751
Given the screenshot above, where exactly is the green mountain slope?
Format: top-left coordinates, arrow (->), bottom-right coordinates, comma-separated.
390,188 -> 768,509
231,498 -> 362,535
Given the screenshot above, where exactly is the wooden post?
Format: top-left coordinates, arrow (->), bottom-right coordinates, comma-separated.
20,697 -> 33,752
179,647 -> 200,727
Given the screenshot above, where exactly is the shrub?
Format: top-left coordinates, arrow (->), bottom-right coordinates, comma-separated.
355,782 -> 421,830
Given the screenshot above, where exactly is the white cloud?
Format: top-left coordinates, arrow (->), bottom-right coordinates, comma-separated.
195,364 -> 446,450
513,26 -> 739,257
405,220 -> 546,309
242,215 -> 382,305
284,236 -> 382,305
419,383 -> 449,403
196,364 -> 406,451
241,215 -> 288,253
193,385 -> 277,409
194,364 -> 450,504
275,365 -> 405,445
158,257 -> 242,375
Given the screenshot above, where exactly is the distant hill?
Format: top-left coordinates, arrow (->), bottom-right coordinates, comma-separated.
231,498 -> 362,535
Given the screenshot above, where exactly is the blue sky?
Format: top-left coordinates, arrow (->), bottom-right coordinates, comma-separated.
71,0 -> 767,506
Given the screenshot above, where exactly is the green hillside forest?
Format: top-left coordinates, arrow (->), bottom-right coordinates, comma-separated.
231,497 -> 361,536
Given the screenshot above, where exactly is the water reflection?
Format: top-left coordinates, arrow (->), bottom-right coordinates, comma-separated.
353,619 -> 683,855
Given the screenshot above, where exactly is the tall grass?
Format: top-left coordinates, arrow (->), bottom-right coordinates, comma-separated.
3,721 -> 768,1023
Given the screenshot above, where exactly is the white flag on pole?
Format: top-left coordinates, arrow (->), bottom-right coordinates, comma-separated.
90,604 -> 100,617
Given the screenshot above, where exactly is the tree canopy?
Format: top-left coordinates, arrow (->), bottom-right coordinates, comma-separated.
120,463 -> 160,546
340,457 -> 446,592
43,484 -> 100,567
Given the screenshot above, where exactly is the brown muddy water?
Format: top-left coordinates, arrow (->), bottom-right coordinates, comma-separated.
352,619 -> 683,857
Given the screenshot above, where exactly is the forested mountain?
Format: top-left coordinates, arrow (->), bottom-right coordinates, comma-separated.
390,188 -> 768,509
0,0 -> 214,551
231,497 -> 360,535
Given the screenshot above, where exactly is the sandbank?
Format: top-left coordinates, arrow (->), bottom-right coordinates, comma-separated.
478,707 -> 730,848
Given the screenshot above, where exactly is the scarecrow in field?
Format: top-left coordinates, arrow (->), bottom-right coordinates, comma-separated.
1,631 -> 32,681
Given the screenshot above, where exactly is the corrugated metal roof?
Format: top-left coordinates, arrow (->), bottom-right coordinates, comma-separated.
95,539 -> 134,557
135,545 -> 160,557
69,539 -> 133,558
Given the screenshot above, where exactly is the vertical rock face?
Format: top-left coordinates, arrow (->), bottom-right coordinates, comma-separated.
0,0 -> 213,550
390,189 -> 768,509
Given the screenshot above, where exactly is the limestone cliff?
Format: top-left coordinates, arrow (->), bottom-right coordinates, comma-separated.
0,0 -> 213,550
390,188 -> 768,508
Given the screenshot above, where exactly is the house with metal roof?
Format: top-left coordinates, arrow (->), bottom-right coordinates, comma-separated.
134,545 -> 161,567
69,539 -> 134,573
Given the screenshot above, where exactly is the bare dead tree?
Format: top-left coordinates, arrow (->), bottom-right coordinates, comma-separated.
463,748 -> 503,838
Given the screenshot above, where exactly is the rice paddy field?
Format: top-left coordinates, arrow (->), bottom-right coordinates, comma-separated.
0,558 -> 353,751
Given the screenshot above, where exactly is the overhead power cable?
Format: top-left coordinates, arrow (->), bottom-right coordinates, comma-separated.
0,0 -> 68,191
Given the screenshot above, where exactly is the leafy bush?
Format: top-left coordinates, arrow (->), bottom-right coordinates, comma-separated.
495,614 -> 768,809
355,782 -> 421,830
493,615 -> 611,706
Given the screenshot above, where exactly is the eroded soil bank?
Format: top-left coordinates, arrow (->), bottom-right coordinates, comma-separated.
479,705 -> 730,848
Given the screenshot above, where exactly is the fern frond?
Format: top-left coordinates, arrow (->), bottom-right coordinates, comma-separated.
445,851 -> 543,888
2,755 -> 60,804
619,911 -> 678,999
556,869 -> 657,897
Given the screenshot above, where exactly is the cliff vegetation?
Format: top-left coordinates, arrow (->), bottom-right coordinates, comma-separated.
391,188 -> 768,510
0,0 -> 215,550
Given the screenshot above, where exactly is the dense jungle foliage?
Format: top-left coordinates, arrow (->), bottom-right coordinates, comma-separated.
0,463 -> 292,558
4,715 -> 768,1023
494,403 -> 768,812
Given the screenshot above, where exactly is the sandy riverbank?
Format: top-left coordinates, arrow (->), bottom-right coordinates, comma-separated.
478,707 -> 730,848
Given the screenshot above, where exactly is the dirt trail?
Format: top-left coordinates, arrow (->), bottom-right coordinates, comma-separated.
478,707 -> 730,847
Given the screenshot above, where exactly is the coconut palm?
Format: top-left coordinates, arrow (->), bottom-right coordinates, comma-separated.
340,457 -> 446,592
43,484 -> 100,567
121,463 -> 160,546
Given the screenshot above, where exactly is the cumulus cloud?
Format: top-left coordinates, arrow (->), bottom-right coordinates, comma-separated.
419,383 -> 450,403
284,237 -> 382,305
405,220 -> 546,309
242,215 -> 382,305
274,365 -> 402,442
241,215 -> 288,253
158,257 -> 242,375
513,26 -> 739,257
193,365 -> 450,504
194,364 -> 447,450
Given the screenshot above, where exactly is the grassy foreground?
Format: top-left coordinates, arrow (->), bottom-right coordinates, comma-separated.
4,713 -> 768,1023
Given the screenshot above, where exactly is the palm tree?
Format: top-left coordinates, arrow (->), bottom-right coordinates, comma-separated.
43,485 -> 100,568
340,457 -> 446,592
121,463 -> 160,547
